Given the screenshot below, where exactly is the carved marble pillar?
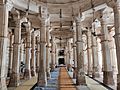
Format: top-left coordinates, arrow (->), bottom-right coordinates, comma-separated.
19,42 -> 24,77
9,11 -> 21,87
91,27 -> 100,78
36,36 -> 40,73
73,39 -> 77,78
24,28 -> 31,79
31,31 -> 36,77
113,2 -> 120,89
68,41 -> 71,64
109,31 -> 117,72
8,32 -> 14,77
50,36 -> 55,72
65,46 -> 68,65
64,48 -> 67,65
46,27 -> 51,79
99,9 -> 114,85
73,23 -> 77,78
67,41 -> 71,71
37,20 -> 47,86
55,44 -> 57,65
75,18 -> 86,85
0,2 -> 9,90
86,28 -> 93,76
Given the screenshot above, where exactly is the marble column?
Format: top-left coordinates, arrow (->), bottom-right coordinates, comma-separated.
31,31 -> 36,77
24,28 -> 31,79
113,2 -> 120,89
8,32 -> 14,77
37,20 -> 47,86
50,36 -> 55,72
86,28 -> 93,76
64,48 -> 67,65
55,44 -> 57,65
46,27 -> 51,79
67,41 -> 71,71
9,10 -> 21,87
36,36 -> 40,73
75,17 -> 86,85
108,32 -> 117,72
65,46 -> 68,65
91,27 -> 100,78
0,2 -> 9,90
99,9 -> 114,85
73,29 -> 77,78
19,42 -> 24,75
68,41 -> 71,64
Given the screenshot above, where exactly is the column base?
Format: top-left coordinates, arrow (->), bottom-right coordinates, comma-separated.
76,75 -> 86,85
50,64 -> 55,72
67,64 -> 72,71
37,79 -> 47,87
24,69 -> 31,79
8,72 -> 20,87
46,68 -> 51,80
103,71 -> 114,85
0,77 -> 7,90
87,71 -> 92,76
92,72 -> 100,78
31,70 -> 36,77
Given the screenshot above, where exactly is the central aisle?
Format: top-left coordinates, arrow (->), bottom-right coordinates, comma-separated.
59,67 -> 76,90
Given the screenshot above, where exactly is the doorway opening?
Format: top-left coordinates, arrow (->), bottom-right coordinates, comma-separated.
58,58 -> 65,65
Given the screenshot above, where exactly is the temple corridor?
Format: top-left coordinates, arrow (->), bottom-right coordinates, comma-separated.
0,0 -> 120,90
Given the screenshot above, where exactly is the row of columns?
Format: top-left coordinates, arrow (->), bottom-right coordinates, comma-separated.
73,6 -> 115,86
0,4 -> 53,89
1,1 -> 120,90
73,1 -> 120,89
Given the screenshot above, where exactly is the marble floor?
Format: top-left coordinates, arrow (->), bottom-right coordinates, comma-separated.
8,67 -> 116,90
